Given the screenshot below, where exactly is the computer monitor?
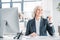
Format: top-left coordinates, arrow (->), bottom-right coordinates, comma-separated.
0,8 -> 19,35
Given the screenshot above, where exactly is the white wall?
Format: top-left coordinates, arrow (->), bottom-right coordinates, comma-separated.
53,0 -> 60,36
42,0 -> 53,17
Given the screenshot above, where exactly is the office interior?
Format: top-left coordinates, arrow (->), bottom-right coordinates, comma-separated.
0,0 -> 60,40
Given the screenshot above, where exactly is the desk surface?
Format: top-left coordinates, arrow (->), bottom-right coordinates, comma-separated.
21,36 -> 60,40
0,36 -> 60,40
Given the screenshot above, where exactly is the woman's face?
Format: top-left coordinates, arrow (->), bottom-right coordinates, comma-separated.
35,8 -> 43,17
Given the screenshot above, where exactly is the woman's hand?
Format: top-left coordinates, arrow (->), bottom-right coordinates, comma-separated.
30,32 -> 38,37
47,16 -> 53,23
47,16 -> 54,27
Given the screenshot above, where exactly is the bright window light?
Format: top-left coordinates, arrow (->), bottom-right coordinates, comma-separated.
2,3 -> 10,8
12,0 -> 22,2
1,0 -> 10,2
24,2 -> 42,12
13,3 -> 21,12
24,2 -> 42,19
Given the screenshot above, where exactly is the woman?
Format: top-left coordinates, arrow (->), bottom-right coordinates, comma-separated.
25,6 -> 55,37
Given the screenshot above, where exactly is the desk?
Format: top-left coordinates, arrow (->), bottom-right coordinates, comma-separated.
0,35 -> 60,40
21,36 -> 60,40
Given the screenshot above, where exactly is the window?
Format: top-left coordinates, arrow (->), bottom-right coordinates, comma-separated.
1,0 -> 10,2
2,3 -> 10,8
24,2 -> 42,19
1,0 -> 21,12
13,3 -> 21,12
24,2 -> 42,12
24,0 -> 42,1
24,0 -> 35,1
12,0 -> 22,2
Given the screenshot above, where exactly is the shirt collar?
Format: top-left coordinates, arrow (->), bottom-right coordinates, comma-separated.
35,17 -> 41,22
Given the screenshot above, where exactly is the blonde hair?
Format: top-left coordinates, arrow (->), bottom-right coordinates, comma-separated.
32,6 -> 43,18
